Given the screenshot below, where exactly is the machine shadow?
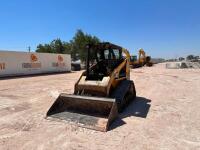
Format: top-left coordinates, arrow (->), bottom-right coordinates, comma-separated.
109,96 -> 151,131
120,96 -> 151,118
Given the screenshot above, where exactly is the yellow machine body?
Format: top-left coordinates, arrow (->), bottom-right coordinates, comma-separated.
47,43 -> 136,132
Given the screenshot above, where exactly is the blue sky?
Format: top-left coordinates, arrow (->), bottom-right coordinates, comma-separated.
0,0 -> 199,58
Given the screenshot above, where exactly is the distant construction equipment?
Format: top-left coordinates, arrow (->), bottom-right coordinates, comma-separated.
130,48 -> 153,68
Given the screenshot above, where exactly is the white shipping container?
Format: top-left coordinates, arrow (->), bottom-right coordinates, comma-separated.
0,51 -> 71,77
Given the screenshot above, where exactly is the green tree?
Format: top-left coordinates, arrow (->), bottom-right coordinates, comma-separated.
71,29 -> 100,61
63,41 -> 72,54
36,39 -> 67,54
36,29 -> 101,61
50,39 -> 65,54
179,57 -> 184,61
186,55 -> 194,60
36,44 -> 52,53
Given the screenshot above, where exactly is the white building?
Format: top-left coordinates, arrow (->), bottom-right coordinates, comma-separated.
0,51 -> 71,77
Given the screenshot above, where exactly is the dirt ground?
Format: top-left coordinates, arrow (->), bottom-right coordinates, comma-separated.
0,63 -> 200,150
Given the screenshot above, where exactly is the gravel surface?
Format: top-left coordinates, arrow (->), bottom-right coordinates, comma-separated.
0,63 -> 200,150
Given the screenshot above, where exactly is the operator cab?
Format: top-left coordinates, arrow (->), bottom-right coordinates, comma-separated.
130,55 -> 137,62
85,43 -> 125,81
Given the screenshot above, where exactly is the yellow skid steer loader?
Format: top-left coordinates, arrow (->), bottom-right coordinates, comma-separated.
46,42 -> 136,131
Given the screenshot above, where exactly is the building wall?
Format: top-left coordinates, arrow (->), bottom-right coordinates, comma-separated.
0,51 -> 71,77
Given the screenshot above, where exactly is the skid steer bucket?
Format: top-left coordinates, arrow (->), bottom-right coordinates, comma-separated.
46,93 -> 118,132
